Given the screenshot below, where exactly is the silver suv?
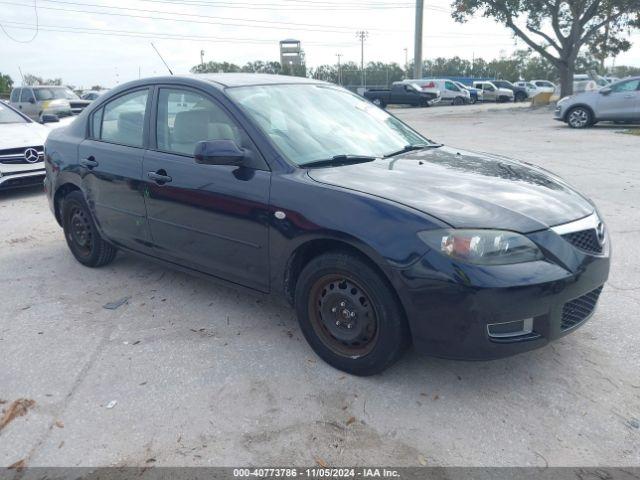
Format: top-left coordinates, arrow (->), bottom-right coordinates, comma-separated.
9,86 -> 89,121
554,76 -> 640,128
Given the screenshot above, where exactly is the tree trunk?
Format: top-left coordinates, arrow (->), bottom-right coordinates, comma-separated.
558,60 -> 575,97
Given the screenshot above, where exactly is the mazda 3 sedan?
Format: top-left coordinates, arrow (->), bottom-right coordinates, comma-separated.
44,74 -> 610,375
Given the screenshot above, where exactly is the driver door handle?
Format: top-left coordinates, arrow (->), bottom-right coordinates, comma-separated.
148,170 -> 172,184
80,156 -> 98,168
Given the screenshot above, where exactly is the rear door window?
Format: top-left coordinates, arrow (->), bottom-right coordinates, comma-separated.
10,89 -> 21,103
100,89 -> 149,147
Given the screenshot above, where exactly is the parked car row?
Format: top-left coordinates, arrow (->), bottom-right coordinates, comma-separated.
364,77 -> 559,108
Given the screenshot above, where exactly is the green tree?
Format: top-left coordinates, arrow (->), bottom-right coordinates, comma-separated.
0,72 -> 13,94
22,74 -> 64,86
451,0 -> 640,96
191,61 -> 241,74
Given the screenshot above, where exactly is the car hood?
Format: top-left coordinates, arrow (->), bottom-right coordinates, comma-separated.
0,123 -> 49,149
306,146 -> 594,233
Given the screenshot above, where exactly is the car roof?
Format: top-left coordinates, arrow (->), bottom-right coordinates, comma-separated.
104,73 -> 328,96
186,73 -> 325,88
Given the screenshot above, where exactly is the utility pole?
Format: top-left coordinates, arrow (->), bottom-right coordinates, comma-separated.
335,53 -> 343,85
413,0 -> 423,79
200,49 -> 205,67
356,30 -> 368,87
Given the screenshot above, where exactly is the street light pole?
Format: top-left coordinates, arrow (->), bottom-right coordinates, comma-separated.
335,53 -> 343,85
414,0 -> 423,79
356,30 -> 368,87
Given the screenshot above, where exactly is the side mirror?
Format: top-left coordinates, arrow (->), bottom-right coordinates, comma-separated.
194,139 -> 245,166
600,86 -> 612,95
28,98 -> 36,104
41,114 -> 60,123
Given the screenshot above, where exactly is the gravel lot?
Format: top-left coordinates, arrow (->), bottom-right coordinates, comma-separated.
1,105 -> 639,468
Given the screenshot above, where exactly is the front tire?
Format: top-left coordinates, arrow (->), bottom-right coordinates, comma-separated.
566,106 -> 593,129
62,191 -> 117,267
515,91 -> 527,102
294,252 -> 410,376
371,98 -> 386,109
452,96 -> 464,106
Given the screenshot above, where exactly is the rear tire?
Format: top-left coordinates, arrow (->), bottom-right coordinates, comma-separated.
566,106 -> 594,129
294,252 -> 410,376
62,191 -> 117,267
515,91 -> 527,102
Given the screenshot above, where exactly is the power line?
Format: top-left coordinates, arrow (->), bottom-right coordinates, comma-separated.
0,20 -> 355,46
39,0 -> 403,32
134,0 -> 418,10
0,0 -> 38,42
0,0 -> 404,34
0,20 -> 513,47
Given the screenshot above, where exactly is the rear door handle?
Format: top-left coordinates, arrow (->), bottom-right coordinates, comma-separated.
80,156 -> 98,168
147,170 -> 172,184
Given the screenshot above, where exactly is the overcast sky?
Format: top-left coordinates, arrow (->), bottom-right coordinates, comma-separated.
1,0 -> 639,89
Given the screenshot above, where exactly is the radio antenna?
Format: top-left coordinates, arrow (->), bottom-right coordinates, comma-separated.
151,42 -> 173,75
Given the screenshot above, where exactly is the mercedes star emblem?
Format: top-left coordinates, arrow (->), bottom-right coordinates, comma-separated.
24,148 -> 40,164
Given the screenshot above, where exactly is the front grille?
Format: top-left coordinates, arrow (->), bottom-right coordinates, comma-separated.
0,146 -> 44,164
561,286 -> 603,331
562,229 -> 603,254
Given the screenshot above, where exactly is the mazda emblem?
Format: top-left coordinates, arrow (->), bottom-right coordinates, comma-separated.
24,148 -> 40,164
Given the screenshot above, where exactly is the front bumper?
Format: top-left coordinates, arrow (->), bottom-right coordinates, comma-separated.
553,105 -> 565,121
393,225 -> 610,360
0,169 -> 46,190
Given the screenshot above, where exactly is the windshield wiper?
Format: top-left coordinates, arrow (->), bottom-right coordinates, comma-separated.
301,154 -> 377,169
383,143 -> 442,158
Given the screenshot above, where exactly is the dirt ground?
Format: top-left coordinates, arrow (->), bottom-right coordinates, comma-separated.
1,104 -> 639,468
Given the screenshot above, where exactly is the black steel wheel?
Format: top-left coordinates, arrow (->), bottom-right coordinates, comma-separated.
295,252 -> 410,375
62,191 -> 117,267
309,274 -> 379,357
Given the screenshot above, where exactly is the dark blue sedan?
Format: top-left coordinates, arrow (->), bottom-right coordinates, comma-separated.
44,74 -> 610,375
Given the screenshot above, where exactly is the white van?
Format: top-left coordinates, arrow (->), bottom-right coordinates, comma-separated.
401,79 -> 470,105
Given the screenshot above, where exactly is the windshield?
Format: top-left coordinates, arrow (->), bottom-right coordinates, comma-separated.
34,87 -> 79,101
454,82 -> 469,90
226,84 -> 429,166
0,103 -> 28,124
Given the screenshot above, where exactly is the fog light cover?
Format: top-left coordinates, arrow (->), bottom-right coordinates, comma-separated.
487,318 -> 534,338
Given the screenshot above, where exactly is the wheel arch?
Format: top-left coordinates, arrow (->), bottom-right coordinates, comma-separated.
282,237 -> 407,325
53,182 -> 82,226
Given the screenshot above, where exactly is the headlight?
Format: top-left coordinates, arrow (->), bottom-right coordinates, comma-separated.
557,96 -> 572,105
418,229 -> 543,265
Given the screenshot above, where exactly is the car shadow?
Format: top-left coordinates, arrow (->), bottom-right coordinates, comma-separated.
0,185 -> 44,201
